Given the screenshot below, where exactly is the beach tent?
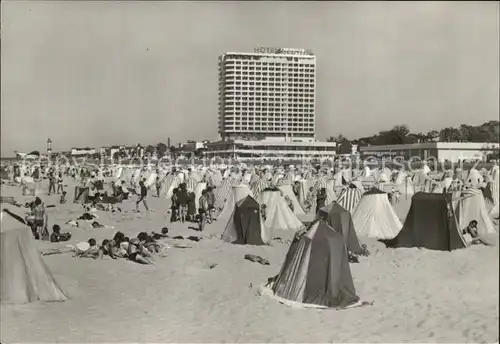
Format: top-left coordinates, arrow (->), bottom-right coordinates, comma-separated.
218,184 -> 252,224
194,182 -> 207,210
296,180 -> 309,209
467,168 -> 484,187
215,177 -> 238,208
352,187 -> 402,239
454,188 -> 496,236
259,190 -> 304,231
1,209 -> 67,303
316,202 -> 363,254
490,202 -> 499,218
336,184 -> 363,214
160,174 -> 179,199
73,186 -> 89,203
271,219 -> 359,308
221,195 -> 269,245
277,184 -> 305,216
383,193 -> 466,251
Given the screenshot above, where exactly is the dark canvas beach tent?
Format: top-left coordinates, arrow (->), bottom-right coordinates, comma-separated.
0,209 -> 67,303
272,219 -> 359,308
316,202 -> 363,254
383,192 -> 466,251
221,195 -> 269,245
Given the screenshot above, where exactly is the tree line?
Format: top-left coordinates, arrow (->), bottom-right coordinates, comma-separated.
327,120 -> 499,155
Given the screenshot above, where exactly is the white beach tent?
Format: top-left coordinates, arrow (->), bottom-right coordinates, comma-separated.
1,209 -> 67,303
454,188 -> 496,236
352,187 -> 402,239
259,190 -> 304,231
277,184 -> 305,216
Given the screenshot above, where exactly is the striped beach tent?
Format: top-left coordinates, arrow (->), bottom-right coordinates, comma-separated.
185,176 -> 198,192
337,185 -> 363,214
215,177 -> 237,208
313,177 -> 328,191
251,178 -> 270,199
489,165 -> 499,206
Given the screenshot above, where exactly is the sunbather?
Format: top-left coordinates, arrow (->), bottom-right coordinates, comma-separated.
127,238 -> 154,264
463,220 -> 491,246
77,238 -> 100,259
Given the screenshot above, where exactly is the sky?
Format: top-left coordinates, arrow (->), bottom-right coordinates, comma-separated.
1,1 -> 498,156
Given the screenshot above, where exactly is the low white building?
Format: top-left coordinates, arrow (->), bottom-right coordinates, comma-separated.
71,147 -> 96,157
206,137 -> 336,161
359,142 -> 499,162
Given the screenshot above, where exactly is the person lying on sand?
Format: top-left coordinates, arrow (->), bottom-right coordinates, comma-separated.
151,227 -> 170,240
462,220 -> 491,246
127,238 -> 154,264
99,239 -> 128,259
76,238 -> 100,259
137,232 -> 166,255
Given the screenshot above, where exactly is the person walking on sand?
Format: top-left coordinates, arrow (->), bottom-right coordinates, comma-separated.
56,172 -> 64,194
48,171 -> 56,195
177,183 -> 189,223
198,189 -> 209,231
136,179 -> 149,212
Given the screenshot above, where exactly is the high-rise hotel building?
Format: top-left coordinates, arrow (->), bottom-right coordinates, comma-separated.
207,47 -> 336,161
218,47 -> 316,141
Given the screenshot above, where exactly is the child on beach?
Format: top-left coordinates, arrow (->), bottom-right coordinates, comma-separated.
50,224 -> 71,243
260,204 -> 267,222
60,191 -> 67,204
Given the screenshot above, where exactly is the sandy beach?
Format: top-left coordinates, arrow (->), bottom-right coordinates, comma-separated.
1,179 -> 498,344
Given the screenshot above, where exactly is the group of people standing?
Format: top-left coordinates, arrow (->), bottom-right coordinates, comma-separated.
170,183 -> 216,231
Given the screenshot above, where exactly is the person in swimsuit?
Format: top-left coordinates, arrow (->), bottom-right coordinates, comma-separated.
198,190 -> 209,231
127,238 -> 154,264
462,220 -> 490,246
56,172 -> 64,194
48,172 -> 56,195
31,197 -> 46,240
177,184 -> 188,223
136,180 -> 149,212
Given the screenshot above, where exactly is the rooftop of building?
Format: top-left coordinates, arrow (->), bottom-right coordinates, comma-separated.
359,142 -> 499,151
